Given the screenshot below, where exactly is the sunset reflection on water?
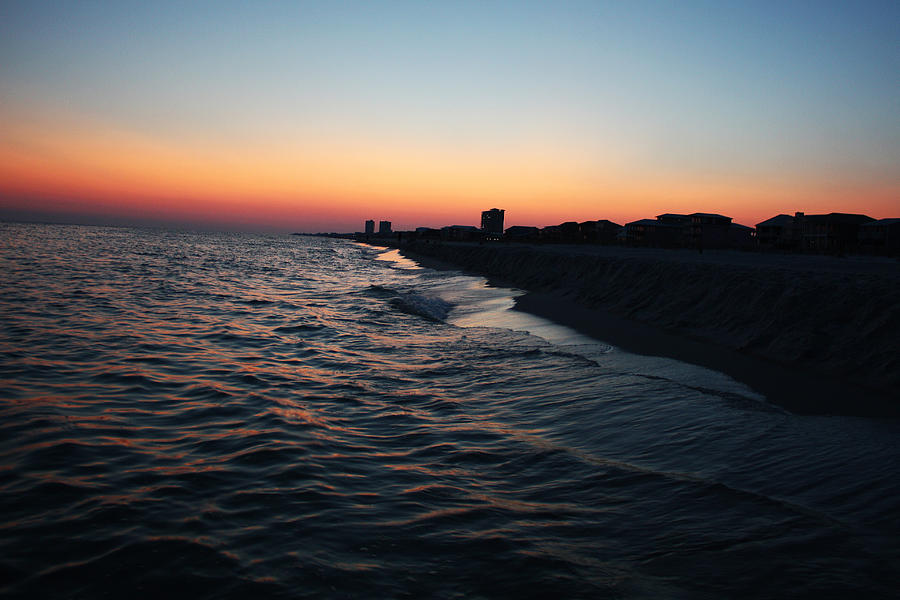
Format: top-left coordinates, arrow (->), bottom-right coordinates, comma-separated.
1,223 -> 898,599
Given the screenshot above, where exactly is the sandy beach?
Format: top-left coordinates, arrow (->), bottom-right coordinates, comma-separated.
394,240 -> 900,416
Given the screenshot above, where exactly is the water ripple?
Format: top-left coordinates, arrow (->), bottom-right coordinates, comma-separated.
1,223 -> 898,598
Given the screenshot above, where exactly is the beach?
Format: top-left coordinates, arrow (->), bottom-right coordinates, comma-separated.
394,240 -> 900,416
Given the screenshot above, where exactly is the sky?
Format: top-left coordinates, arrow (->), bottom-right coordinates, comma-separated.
1,0 -> 898,232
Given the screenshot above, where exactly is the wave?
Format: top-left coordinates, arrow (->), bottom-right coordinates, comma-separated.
390,293 -> 454,322
361,283 -> 456,322
362,284 -> 397,297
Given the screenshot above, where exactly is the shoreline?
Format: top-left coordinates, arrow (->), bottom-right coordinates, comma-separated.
380,240 -> 899,417
512,291 -> 894,416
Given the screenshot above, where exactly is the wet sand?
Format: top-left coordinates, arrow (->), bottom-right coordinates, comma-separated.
514,291 -> 895,416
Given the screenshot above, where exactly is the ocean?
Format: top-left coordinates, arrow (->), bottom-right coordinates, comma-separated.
1,222 -> 898,599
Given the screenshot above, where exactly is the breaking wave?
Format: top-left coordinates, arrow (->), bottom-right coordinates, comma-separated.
389,293 -> 455,322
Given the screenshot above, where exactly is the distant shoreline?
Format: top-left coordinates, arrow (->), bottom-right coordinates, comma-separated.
374,240 -> 900,417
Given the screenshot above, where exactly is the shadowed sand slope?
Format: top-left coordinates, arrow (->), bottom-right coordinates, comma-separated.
398,241 -> 900,414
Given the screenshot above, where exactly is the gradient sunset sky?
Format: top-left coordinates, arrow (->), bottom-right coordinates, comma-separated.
1,1 -> 897,232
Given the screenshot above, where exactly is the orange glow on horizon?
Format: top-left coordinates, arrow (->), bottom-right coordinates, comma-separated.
1,107 -> 897,231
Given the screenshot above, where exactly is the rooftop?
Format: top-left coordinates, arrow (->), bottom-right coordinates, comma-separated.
861,218 -> 900,226
757,214 -> 794,227
690,212 -> 731,219
804,213 -> 874,224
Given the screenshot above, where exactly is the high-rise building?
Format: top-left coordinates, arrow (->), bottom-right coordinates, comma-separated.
379,221 -> 392,235
481,208 -> 505,237
365,220 -> 375,234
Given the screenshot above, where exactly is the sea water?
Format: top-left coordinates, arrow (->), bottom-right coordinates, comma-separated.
1,222 -> 897,599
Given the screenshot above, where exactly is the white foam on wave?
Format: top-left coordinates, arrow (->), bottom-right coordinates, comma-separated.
390,294 -> 454,322
375,248 -> 423,270
375,246 -> 613,346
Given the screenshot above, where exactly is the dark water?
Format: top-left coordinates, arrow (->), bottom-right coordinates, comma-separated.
1,222 -> 898,599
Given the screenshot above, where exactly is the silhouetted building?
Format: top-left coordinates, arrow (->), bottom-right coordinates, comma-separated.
538,222 -> 580,243
728,223 -> 755,249
689,213 -> 732,248
656,213 -> 692,226
756,213 -> 801,250
365,220 -> 375,234
411,227 -> 440,241
559,221 -> 579,242
379,221 -> 392,235
579,220 -> 622,244
801,213 -> 873,253
441,225 -> 480,241
481,208 -> 505,240
859,218 -> 900,255
504,226 -> 539,241
578,221 -> 598,242
654,213 -> 692,246
624,219 -> 682,246
539,225 -> 561,242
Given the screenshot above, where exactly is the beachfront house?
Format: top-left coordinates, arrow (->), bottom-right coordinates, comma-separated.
656,213 -> 692,226
624,218 -> 682,247
689,213 -> 732,249
728,223 -> 756,249
801,213 -> 874,253
414,227 -> 441,241
756,213 -> 802,250
655,213 -> 691,246
537,222 -> 579,243
579,220 -> 622,244
558,221 -> 580,242
545,222 -> 580,243
441,225 -> 480,241
859,218 -> 900,255
539,224 -> 561,242
504,226 -> 539,241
